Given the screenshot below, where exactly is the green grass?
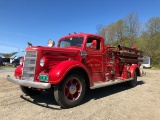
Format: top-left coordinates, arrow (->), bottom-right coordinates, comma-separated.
151,64 -> 160,70
0,65 -> 12,68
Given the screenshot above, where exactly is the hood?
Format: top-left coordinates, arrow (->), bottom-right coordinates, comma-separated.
41,46 -> 81,56
26,46 -> 82,65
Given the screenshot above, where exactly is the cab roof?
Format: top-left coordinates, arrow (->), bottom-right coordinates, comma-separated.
59,33 -> 104,39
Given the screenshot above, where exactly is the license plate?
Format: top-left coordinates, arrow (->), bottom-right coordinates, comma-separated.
40,74 -> 48,82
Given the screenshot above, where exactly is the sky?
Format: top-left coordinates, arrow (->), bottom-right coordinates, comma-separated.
0,0 -> 160,53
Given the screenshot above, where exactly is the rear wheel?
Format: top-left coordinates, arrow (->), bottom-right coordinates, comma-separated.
54,73 -> 86,108
20,86 -> 42,96
128,72 -> 137,87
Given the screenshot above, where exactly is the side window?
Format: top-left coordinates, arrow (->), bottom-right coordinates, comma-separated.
86,38 -> 100,50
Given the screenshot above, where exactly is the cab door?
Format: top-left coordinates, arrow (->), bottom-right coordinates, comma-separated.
84,37 -> 105,82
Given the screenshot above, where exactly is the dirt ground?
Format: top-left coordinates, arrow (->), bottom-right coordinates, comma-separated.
0,69 -> 160,120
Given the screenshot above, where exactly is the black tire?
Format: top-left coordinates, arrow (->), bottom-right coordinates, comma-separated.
20,86 -> 42,96
128,72 -> 137,87
12,63 -> 16,68
54,72 -> 86,108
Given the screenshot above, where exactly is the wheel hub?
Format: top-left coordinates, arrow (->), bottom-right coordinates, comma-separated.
69,84 -> 77,94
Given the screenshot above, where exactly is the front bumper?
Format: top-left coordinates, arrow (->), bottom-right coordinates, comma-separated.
7,75 -> 51,89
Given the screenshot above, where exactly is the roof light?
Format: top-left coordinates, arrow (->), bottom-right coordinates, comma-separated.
48,39 -> 55,47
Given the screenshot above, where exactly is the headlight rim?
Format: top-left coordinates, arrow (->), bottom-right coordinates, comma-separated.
40,59 -> 45,67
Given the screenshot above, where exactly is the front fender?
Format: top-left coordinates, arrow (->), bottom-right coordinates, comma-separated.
130,64 -> 140,78
49,60 -> 92,84
14,65 -> 23,77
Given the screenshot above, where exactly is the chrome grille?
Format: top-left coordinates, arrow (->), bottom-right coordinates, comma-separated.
22,51 -> 37,81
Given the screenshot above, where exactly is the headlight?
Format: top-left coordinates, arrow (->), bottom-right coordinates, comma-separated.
40,59 -> 45,67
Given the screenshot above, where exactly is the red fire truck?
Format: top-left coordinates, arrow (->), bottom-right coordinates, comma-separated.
7,33 -> 143,108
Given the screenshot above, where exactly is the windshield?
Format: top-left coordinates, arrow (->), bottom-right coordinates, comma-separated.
59,37 -> 84,48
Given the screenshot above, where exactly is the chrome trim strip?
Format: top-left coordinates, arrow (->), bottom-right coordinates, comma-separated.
90,79 -> 133,89
7,76 -> 51,89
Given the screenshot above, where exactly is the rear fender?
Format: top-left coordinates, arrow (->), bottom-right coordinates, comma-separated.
130,64 -> 140,78
49,60 -> 92,85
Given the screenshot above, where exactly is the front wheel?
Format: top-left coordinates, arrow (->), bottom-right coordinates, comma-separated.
20,86 -> 42,96
128,72 -> 137,87
54,73 -> 86,108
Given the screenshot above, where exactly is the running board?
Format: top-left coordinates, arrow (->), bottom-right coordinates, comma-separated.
90,79 -> 133,89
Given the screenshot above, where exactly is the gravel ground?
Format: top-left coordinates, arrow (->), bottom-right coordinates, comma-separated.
0,69 -> 160,120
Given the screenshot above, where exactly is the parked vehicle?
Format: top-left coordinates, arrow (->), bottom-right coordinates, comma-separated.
12,57 -> 22,67
7,33 -> 143,108
0,57 -> 3,66
140,56 -> 151,68
1,58 -> 10,66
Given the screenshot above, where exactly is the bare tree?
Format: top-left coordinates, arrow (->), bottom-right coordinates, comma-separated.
105,23 -> 117,45
96,24 -> 104,34
104,20 -> 126,46
96,24 -> 105,36
145,17 -> 160,36
115,19 -> 125,45
124,12 -> 141,47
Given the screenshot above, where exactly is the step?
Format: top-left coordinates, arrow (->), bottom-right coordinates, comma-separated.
90,78 -> 133,89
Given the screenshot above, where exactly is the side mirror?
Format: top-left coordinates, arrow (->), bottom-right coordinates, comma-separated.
91,40 -> 97,48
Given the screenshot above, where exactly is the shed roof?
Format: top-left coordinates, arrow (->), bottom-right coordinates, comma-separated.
0,53 -> 5,58
10,51 -> 25,58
